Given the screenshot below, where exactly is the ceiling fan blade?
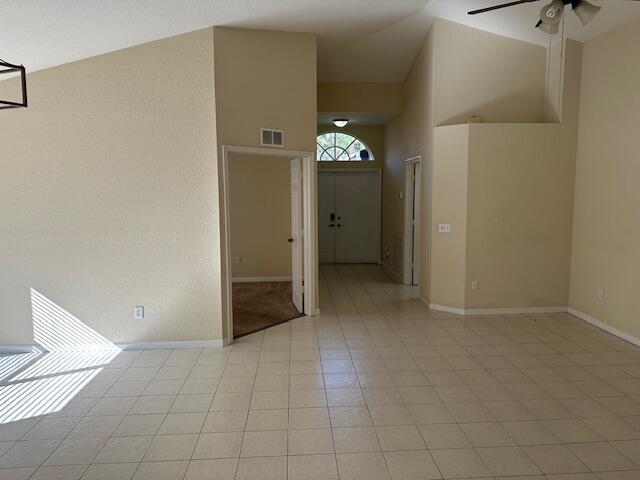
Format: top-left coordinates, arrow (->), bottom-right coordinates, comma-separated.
468,0 -> 540,15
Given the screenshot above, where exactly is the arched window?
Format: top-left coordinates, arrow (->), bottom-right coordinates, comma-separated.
317,132 -> 374,162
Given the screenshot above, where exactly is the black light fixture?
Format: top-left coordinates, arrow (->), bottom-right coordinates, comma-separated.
0,58 -> 27,110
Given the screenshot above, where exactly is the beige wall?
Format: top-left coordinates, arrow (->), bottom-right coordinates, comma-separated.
432,19 -> 547,126
384,19 -> 547,298
383,29 -> 435,293
570,19 -> 640,337
213,27 -> 317,338
0,29 -> 221,345
318,82 -> 402,121
431,125 -> 468,308
213,28 -> 317,151
229,154 -> 292,279
465,124 -> 574,309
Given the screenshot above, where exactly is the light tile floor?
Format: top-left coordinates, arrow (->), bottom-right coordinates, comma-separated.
2,264 -> 640,479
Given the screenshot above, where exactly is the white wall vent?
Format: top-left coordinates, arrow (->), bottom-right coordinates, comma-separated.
260,128 -> 284,147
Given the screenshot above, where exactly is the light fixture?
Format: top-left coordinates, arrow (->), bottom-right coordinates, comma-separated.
573,0 -> 601,26
332,119 -> 348,128
0,58 -> 27,110
540,0 -> 564,26
536,21 -> 560,34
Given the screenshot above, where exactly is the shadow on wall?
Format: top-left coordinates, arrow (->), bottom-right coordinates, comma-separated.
436,90 -> 549,126
0,290 -> 121,424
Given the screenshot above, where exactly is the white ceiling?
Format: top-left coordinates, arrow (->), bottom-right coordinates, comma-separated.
2,0 -> 639,83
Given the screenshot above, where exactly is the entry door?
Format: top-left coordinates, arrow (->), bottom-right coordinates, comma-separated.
290,158 -> 303,312
318,171 -> 380,264
318,173 -> 335,264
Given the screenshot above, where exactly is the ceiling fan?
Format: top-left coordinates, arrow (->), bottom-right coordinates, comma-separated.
468,0 -> 635,34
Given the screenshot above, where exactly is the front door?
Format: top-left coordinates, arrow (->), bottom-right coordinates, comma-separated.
317,170 -> 380,264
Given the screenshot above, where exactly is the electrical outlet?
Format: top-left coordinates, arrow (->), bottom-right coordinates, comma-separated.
597,289 -> 605,302
134,305 -> 144,320
438,224 -> 451,233
234,256 -> 242,264
471,280 -> 479,290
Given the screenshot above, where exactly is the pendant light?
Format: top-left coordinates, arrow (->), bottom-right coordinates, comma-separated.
573,0 -> 602,26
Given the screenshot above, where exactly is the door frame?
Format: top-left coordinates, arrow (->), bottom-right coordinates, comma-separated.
403,156 -> 421,285
317,168 -> 382,264
221,145 -> 317,345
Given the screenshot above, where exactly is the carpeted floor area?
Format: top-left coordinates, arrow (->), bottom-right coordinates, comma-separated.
233,281 -> 304,338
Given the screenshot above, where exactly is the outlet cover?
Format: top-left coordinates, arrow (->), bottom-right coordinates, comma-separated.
471,280 -> 479,290
597,289 -> 605,302
438,224 -> 451,233
134,305 -> 144,320
234,256 -> 242,264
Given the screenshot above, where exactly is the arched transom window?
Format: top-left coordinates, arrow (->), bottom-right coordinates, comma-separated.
317,132 -> 374,162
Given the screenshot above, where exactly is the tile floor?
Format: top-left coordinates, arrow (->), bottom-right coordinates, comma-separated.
2,264 -> 640,479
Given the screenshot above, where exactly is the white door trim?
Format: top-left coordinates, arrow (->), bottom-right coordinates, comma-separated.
403,156 -> 421,285
290,157 -> 303,312
221,145 -> 317,345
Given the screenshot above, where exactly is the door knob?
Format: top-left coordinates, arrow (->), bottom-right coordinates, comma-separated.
288,238 -> 294,243
337,224 -> 342,228
329,224 -> 335,227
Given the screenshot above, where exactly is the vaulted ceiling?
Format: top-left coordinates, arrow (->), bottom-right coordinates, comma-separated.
2,0 -> 639,82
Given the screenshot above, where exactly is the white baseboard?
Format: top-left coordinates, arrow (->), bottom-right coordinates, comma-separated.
428,303 -> 467,315
568,307 -> 640,348
382,262 -> 403,282
465,306 -> 568,315
232,276 -> 291,283
0,340 -> 227,354
0,345 -> 41,354
428,303 -> 568,316
117,340 -> 226,350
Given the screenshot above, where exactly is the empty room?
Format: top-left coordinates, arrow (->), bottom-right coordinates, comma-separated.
1,1 -> 640,479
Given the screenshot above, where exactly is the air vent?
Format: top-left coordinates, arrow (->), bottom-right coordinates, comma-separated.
260,128 -> 284,147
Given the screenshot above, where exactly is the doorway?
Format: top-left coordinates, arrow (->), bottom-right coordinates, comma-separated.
221,146 -> 317,344
403,157 -> 421,286
318,169 -> 381,264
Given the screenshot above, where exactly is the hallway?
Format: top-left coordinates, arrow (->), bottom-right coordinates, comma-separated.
2,265 -> 640,479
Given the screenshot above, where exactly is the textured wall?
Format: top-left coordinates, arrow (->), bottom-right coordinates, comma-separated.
570,19 -> 640,337
432,19 -> 547,126
0,28 -> 221,345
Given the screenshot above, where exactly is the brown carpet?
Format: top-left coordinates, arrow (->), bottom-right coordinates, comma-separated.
233,281 -> 304,338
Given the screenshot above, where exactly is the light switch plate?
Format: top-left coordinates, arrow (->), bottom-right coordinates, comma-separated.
134,305 -> 144,320
438,224 -> 451,233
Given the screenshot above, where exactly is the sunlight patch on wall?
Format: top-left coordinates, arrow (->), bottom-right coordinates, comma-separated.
30,288 -> 119,352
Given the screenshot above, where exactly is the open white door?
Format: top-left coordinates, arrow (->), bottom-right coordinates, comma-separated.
403,158 -> 421,285
290,158 -> 303,312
